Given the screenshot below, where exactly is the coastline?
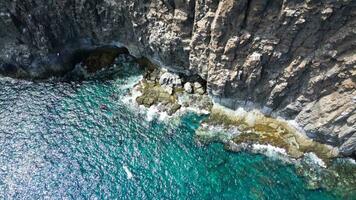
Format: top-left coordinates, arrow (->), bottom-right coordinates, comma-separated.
120,70 -> 356,195
120,69 -> 356,195
1,62 -> 355,197
123,66 -> 350,162
124,68 -> 341,162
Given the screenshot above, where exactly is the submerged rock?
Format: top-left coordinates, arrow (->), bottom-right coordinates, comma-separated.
296,156 -> 356,197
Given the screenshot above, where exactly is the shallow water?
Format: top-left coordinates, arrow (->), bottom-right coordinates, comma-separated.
0,64 -> 348,199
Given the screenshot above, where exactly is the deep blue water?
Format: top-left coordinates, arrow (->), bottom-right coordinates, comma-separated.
0,64 -> 345,199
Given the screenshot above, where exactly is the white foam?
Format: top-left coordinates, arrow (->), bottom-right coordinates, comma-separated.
235,107 -> 248,117
252,144 -> 288,156
251,144 -> 294,164
123,165 -> 133,179
145,104 -> 173,122
121,80 -> 143,105
0,76 -> 32,84
158,111 -> 169,121
146,106 -> 158,121
212,103 -> 309,139
348,158 -> 356,165
212,103 -> 266,121
180,106 -> 210,115
304,152 -> 327,168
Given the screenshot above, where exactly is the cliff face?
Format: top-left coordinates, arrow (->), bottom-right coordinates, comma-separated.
0,0 -> 355,157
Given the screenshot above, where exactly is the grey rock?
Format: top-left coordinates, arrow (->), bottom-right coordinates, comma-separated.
184,82 -> 193,94
339,134 -> 356,157
167,103 -> 182,116
195,87 -> 206,95
194,82 -> 203,89
194,82 -> 205,95
163,86 -> 174,95
159,72 -> 182,88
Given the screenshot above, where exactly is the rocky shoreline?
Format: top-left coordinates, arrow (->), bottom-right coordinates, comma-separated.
196,104 -> 339,162
132,66 -> 213,116
1,0 -> 355,158
123,66 -> 356,195
56,51 -> 353,163
124,65 -> 346,163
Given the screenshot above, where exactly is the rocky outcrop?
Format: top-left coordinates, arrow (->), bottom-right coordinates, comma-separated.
135,68 -> 211,116
0,0 -> 355,157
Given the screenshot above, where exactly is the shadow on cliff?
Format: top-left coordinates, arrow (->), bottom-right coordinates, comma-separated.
0,38 -> 138,81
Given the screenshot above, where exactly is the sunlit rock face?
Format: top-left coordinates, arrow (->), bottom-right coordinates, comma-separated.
0,0 -> 355,157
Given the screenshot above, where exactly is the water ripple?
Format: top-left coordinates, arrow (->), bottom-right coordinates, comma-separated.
0,67 -> 345,199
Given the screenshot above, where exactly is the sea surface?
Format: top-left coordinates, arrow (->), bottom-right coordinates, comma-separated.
0,63 -> 352,199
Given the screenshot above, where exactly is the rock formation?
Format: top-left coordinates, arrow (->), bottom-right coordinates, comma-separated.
0,0 -> 355,157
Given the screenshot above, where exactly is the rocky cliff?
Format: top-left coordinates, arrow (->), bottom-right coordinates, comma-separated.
0,0 -> 355,157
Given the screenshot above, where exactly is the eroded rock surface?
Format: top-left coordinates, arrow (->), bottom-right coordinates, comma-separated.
0,0 -> 355,156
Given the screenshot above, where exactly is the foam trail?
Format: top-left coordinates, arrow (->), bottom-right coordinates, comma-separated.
123,165 -> 133,179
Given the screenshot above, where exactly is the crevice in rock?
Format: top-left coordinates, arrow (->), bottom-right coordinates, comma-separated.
0,43 -> 133,80
7,10 -> 23,34
240,0 -> 252,30
70,46 -> 130,73
166,0 -> 176,10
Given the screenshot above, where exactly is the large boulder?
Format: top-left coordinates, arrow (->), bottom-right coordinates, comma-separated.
159,72 -> 182,87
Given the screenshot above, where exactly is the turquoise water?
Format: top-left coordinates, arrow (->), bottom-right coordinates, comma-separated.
0,64 -> 346,199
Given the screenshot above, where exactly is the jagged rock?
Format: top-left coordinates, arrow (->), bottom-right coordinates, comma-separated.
184,82 -> 193,94
321,7 -> 334,20
163,86 -> 174,95
194,82 -> 203,89
167,103 -> 182,116
194,82 -> 205,95
340,134 -> 356,157
195,88 -> 205,95
159,72 -> 182,88
136,96 -> 155,108
147,70 -> 160,82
